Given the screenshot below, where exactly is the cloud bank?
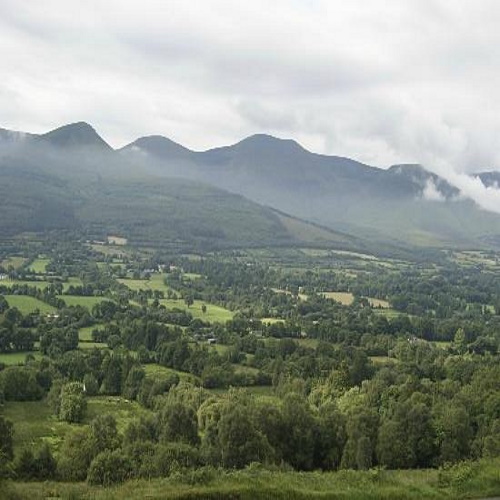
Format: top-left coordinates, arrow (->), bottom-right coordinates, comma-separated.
1,0 -> 500,211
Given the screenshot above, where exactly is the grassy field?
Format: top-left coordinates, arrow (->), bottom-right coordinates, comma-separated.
78,341 -> 108,350
4,458 -> 500,499
78,324 -> 105,341
143,363 -> 199,383
0,279 -> 51,290
0,351 -> 42,365
2,396 -> 151,456
118,273 -> 171,293
367,297 -> 391,308
373,308 -> 402,318
62,276 -> 84,291
158,298 -> 234,322
4,295 -> 56,314
1,255 -> 27,269
57,295 -> 113,308
27,258 -> 50,273
321,291 -> 354,305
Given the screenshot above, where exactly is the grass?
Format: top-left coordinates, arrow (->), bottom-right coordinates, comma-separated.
0,351 -> 42,365
27,258 -> 50,274
373,308 -> 402,318
78,324 -> 105,341
62,276 -> 84,291
158,298 -> 234,323
5,458 -> 500,499
4,295 -> 56,314
367,297 -> 391,308
1,255 -> 26,269
78,341 -> 108,350
261,317 -> 286,324
2,396 -> 151,456
57,295 -> 113,308
143,363 -> 199,383
321,291 -> 354,305
0,279 -> 51,290
118,273 -> 171,293
2,400 -> 75,455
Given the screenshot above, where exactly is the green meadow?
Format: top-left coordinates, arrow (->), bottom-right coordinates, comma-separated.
158,298 -> 234,322
4,295 -> 56,314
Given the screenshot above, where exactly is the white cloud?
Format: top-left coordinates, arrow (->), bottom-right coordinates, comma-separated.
1,0 -> 500,210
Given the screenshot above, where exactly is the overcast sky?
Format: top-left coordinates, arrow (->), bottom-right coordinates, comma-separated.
1,0 -> 500,177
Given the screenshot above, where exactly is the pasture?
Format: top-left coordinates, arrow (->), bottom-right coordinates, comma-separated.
3,397 -> 151,455
4,295 -> 56,314
78,324 -> 105,341
27,258 -> 50,274
367,297 -> 391,308
0,351 -> 42,365
118,273 -> 170,293
158,298 -> 234,322
57,295 -> 113,308
1,255 -> 26,269
321,291 -> 354,305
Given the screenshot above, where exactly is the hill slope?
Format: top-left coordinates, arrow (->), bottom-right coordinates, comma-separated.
2,122 -> 500,249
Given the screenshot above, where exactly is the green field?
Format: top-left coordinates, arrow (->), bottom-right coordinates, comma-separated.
27,258 -> 50,273
158,298 -> 234,322
1,255 -> 27,269
5,458 -> 500,500
367,297 -> 391,308
321,291 -> 354,305
0,351 -> 42,365
143,363 -> 198,383
62,276 -> 84,291
118,273 -> 171,292
0,279 -> 51,290
57,295 -> 113,308
4,295 -> 56,314
78,324 -> 105,341
2,396 -> 151,455
78,341 -> 108,350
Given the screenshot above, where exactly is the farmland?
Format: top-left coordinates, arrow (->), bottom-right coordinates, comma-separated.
4,295 -> 56,314
1,237 -> 500,497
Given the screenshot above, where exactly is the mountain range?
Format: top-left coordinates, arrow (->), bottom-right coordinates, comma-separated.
1,121 -> 499,251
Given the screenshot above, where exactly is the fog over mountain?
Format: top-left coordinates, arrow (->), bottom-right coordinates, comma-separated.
1,121 -> 500,249
2,1 -> 500,187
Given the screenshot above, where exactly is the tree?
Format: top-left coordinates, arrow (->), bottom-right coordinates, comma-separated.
87,449 -> 132,486
59,382 -> 87,423
159,401 -> 199,446
0,416 -> 14,462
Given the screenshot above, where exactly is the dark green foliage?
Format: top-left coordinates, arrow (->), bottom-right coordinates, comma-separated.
0,416 -> 14,462
87,449 -> 132,486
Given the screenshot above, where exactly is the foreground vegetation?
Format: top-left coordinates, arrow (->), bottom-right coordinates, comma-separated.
3,459 -> 500,499
1,234 -> 500,497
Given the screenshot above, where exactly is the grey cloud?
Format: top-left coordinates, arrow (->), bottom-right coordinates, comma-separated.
1,0 -> 500,211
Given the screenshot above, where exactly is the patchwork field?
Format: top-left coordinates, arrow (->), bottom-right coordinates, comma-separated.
0,351 -> 42,365
3,396 -> 151,455
4,295 -> 56,314
118,273 -> 170,292
1,256 -> 27,269
27,258 -> 50,274
158,298 -> 234,322
321,291 -> 354,305
57,295 -> 113,308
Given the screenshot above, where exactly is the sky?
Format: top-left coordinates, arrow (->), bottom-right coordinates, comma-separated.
1,0 -> 500,184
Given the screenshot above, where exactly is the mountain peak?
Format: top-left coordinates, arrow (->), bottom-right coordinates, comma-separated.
122,135 -> 192,159
40,122 -> 111,150
236,133 -> 306,152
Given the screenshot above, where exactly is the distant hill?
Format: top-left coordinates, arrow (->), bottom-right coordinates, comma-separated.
1,121 -> 500,250
122,132 -> 500,248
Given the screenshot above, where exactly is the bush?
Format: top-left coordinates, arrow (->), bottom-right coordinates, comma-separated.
87,449 -> 132,486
